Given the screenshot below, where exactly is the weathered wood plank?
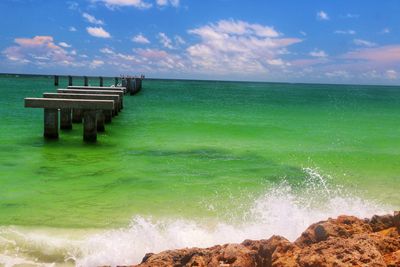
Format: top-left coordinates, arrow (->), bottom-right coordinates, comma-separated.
58,89 -> 123,97
67,86 -> 126,93
57,89 -> 124,109
43,93 -> 119,102
25,98 -> 114,110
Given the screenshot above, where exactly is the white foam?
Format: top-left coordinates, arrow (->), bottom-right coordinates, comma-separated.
0,168 -> 393,267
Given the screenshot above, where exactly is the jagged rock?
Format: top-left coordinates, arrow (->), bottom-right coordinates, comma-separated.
366,214 -> 394,232
294,215 -> 373,248
128,212 -> 400,267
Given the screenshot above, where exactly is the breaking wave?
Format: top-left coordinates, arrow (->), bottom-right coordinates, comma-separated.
0,168 -> 392,267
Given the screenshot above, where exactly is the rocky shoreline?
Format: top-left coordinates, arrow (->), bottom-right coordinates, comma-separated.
125,211 -> 400,267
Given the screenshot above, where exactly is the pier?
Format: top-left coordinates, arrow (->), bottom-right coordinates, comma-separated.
25,75 -> 144,142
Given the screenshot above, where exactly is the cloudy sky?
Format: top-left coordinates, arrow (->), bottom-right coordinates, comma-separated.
1,0 -> 399,84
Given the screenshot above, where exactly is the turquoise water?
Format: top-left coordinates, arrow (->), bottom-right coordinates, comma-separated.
0,74 -> 399,266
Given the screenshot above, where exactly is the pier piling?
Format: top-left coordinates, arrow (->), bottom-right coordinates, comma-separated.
97,111 -> 105,132
72,109 -> 83,123
104,110 -> 112,123
126,78 -> 132,94
83,110 -> 97,142
60,109 -> 72,130
44,108 -> 59,139
26,73 -> 141,142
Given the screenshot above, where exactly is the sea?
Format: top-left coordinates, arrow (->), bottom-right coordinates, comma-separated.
0,74 -> 399,266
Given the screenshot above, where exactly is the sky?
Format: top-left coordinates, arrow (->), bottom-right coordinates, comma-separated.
0,0 -> 400,84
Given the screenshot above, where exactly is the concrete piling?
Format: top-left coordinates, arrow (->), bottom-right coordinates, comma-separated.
97,111 -> 105,132
126,78 -> 132,94
130,79 -> 138,95
83,110 -> 97,142
72,109 -> 83,123
104,110 -> 112,123
60,109 -> 72,130
44,108 -> 58,139
136,78 -> 142,90
26,73 -> 141,142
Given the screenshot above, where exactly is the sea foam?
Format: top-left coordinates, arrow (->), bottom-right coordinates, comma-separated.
0,168 -> 392,267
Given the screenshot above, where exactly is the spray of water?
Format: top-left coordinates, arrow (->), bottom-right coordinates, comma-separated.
0,168 -> 392,267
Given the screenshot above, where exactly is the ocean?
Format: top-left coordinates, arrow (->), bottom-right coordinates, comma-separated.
0,74 -> 399,266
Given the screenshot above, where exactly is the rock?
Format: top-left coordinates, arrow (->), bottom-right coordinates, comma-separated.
366,214 -> 394,232
274,234 -> 387,267
129,213 -> 400,267
394,211 -> 400,232
295,215 -> 372,247
384,250 -> 400,267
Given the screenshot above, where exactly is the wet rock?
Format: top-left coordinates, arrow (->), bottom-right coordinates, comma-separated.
295,215 -> 372,247
366,214 -> 394,232
394,211 -> 400,232
128,213 -> 400,267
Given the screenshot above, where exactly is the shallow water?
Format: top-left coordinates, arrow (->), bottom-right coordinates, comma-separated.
0,74 -> 399,266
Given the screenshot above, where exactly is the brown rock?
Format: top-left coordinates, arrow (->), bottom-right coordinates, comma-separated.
384,250 -> 400,267
274,234 -> 387,267
131,213 -> 400,267
366,214 -> 394,232
394,211 -> 400,233
295,215 -> 372,247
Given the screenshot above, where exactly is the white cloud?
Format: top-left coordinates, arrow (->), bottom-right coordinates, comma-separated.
353,39 -> 376,47
386,69 -> 397,79
69,26 -> 77,32
156,0 -> 179,7
267,58 -> 287,66
90,59 -> 104,68
100,47 -> 114,54
186,19 -> 301,75
58,42 -> 72,48
2,36 -> 75,66
86,27 -> 111,38
381,28 -> 390,34
344,45 -> 400,63
132,33 -> 150,44
300,31 -> 307,36
334,30 -> 356,35
325,70 -> 350,78
309,49 -> 328,58
317,11 -> 329,21
82,13 -> 104,25
67,1 -> 79,10
174,35 -> 185,45
93,0 -> 152,9
158,32 -> 173,49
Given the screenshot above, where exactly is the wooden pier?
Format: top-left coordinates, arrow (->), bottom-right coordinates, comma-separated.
25,75 -> 144,142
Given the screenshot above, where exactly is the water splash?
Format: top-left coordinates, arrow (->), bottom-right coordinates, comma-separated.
0,168 -> 393,267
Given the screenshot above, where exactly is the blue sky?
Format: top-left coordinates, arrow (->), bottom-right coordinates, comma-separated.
1,0 -> 399,84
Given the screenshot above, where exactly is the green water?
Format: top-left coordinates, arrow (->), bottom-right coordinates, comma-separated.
0,74 -> 399,229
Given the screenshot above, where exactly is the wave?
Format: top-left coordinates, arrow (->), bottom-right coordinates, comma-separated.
0,168 -> 392,267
